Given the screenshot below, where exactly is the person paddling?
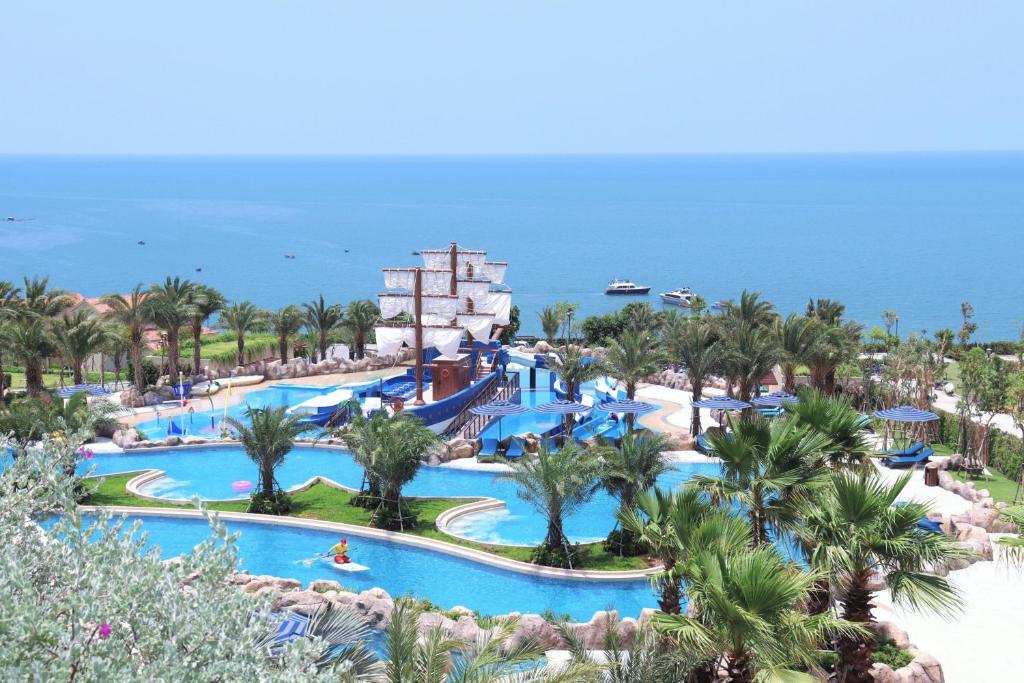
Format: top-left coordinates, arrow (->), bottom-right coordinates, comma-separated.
327,538 -> 351,564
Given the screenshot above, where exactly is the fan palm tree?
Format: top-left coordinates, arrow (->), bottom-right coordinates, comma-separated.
618,487 -> 748,614
497,443 -> 600,568
690,416 -> 828,546
103,285 -> 150,391
653,546 -> 864,683
784,389 -> 872,471
8,277 -> 73,396
598,433 -> 670,554
227,406 -> 305,512
603,328 -> 664,429
145,277 -> 196,382
340,410 -> 438,530
267,305 -> 305,363
664,316 -> 722,436
774,313 -> 815,394
0,279 -> 22,398
303,294 -> 342,362
794,472 -> 966,683
538,306 -> 563,346
188,284 -> 224,376
54,310 -> 108,385
344,299 -> 380,359
546,344 -> 604,436
219,301 -> 267,367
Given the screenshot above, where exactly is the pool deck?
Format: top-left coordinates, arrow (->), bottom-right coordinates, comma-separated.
635,383 -> 721,436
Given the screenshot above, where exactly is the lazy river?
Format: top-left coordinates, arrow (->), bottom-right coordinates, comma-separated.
64,512 -> 661,619
81,445 -> 718,545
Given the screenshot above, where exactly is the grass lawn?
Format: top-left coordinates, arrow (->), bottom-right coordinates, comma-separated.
952,469 -> 1019,504
83,475 -> 649,571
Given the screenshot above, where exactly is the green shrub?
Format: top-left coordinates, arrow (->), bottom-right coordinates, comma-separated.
602,528 -> 648,557
245,490 -> 291,515
127,359 -> 160,388
872,637 -> 913,669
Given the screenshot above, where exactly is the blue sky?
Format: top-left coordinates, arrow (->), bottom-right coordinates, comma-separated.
2,1 -> 1022,154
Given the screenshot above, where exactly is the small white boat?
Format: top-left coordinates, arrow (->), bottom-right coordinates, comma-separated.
324,558 -> 370,572
659,287 -> 694,307
605,279 -> 651,295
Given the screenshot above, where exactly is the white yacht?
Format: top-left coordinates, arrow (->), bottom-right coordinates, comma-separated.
659,287 -> 694,307
605,279 -> 651,295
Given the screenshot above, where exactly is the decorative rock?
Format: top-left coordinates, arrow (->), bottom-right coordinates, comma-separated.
274,590 -> 330,614
120,387 -> 146,408
112,428 -> 139,448
310,579 -> 344,593
143,391 -> 162,406
875,620 -> 911,649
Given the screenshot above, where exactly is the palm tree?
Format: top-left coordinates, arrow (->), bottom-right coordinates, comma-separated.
188,284 -> 224,376
8,277 -> 72,396
722,323 -> 779,402
603,328 -> 664,430
665,316 -> 722,436
598,432 -> 670,555
687,294 -> 707,317
618,487 -> 748,614
774,313 -> 815,394
0,279 -> 22,398
54,310 -> 107,385
546,343 -> 604,436
344,299 -> 380,359
538,306 -> 563,346
103,285 -> 150,391
653,546 -> 863,683
794,472 -> 966,683
690,416 -> 828,546
340,410 -> 439,530
227,406 -> 305,513
145,277 -> 196,382
267,305 -> 305,363
220,301 -> 267,367
784,389 -> 872,471
303,294 -> 342,362
103,322 -> 132,389
723,290 -> 776,328
497,443 -> 600,568
804,320 -> 862,395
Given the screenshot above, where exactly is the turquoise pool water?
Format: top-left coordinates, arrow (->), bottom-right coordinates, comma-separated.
81,446 -> 718,545
64,514 -> 660,619
134,384 -> 337,439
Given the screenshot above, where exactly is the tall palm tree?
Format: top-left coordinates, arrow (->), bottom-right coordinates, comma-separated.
784,389 -> 872,471
103,285 -> 150,391
145,277 -> 196,382
559,613 -> 698,682
619,487 -> 748,614
794,472 -> 966,683
603,328 -> 664,429
219,301 -> 267,367
774,313 -> 815,394
687,294 -> 707,317
546,343 -> 603,436
690,416 -> 828,546
665,316 -> 722,436
653,546 -> 863,683
54,310 -> 107,385
497,444 -> 600,568
723,290 -> 776,328
188,284 -> 224,376
804,320 -> 861,395
267,305 -> 305,363
340,410 -> 438,530
538,306 -> 563,346
9,277 -> 72,396
303,294 -> 342,362
344,299 -> 380,359
103,322 -> 131,389
722,323 -> 779,402
0,279 -> 22,398
227,406 -> 305,513
598,433 -> 670,554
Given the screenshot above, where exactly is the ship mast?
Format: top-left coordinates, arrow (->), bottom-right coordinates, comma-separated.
413,267 -> 425,405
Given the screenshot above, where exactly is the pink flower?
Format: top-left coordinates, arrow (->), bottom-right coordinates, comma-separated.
85,450 -> 94,460
98,623 -> 112,639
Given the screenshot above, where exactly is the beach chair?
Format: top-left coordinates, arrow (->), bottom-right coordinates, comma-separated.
880,441 -> 924,457
695,433 -> 712,453
894,502 -> 944,534
478,437 -> 500,458
883,446 -> 933,468
504,437 -> 525,459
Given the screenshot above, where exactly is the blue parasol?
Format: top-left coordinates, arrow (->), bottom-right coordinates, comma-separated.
751,391 -> 799,408
691,396 -> 751,411
872,406 -> 939,423
56,384 -> 111,399
596,398 -> 657,415
470,400 -> 530,441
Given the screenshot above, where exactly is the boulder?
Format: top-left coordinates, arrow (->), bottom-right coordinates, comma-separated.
875,621 -> 911,649
143,391 -> 162,406
871,663 -> 900,683
967,505 -> 999,530
510,615 -> 561,650
120,387 -> 146,408
274,590 -> 330,614
310,579 -> 344,594
447,439 -> 476,461
113,428 -> 139,448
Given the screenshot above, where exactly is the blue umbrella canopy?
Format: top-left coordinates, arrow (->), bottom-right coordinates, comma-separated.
596,398 -> 656,415
469,400 -> 530,416
873,406 -> 939,423
535,399 -> 590,414
691,396 -> 751,410
56,384 -> 111,398
751,391 -> 799,407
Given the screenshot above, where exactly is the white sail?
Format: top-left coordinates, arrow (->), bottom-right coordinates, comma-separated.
375,327 -> 416,356
457,313 -> 496,338
383,269 -> 416,291
481,261 -> 507,284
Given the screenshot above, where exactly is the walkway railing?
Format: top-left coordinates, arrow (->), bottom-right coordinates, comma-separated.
443,372 -> 521,440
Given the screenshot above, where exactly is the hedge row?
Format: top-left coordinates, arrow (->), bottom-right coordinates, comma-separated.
936,409 -> 1024,479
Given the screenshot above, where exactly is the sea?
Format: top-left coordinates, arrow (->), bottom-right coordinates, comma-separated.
1,153 -> 1022,340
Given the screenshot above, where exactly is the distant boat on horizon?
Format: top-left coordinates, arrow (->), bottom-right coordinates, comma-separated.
605,279 -> 651,295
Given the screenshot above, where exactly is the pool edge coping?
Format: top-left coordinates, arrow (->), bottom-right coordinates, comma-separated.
79,505 -> 662,582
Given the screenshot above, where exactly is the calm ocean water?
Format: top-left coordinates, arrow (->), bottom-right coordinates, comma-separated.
1,154 -> 1022,339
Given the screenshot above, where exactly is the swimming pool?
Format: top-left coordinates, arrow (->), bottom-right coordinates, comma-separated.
69,513 -> 661,619
81,446 -> 718,545
134,384 -> 337,439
